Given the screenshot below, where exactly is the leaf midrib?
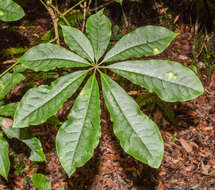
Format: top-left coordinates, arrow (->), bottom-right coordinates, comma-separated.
21,57 -> 89,65
104,36 -> 173,62
65,29 -> 92,61
15,72 -> 86,125
109,66 -> 199,92
101,74 -> 153,158
70,74 -> 96,173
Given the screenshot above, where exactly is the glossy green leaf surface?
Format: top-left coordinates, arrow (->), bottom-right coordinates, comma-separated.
32,173 -> 51,190
17,43 -> 90,72
86,9 -> 111,62
0,102 -> 18,117
103,26 -> 178,63
0,117 -> 46,162
61,25 -> 94,62
56,74 -> 101,177
0,132 -> 10,180
13,70 -> 88,128
101,73 -> 164,168
0,72 -> 25,100
108,60 -> 204,102
0,0 -> 25,22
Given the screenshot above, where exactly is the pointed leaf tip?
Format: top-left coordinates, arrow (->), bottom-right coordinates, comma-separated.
56,74 -> 101,176
18,43 -> 90,72
100,72 -> 164,168
13,70 -> 88,128
103,25 -> 178,63
108,60 -> 204,102
86,9 -> 111,62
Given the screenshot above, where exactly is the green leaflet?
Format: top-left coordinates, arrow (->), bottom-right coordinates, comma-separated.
17,43 -> 90,72
22,138 -> 46,162
86,9 -> 111,62
13,70 -> 88,128
107,60 -> 204,102
56,74 -> 101,177
0,117 -> 46,162
61,25 -> 94,62
0,0 -> 25,22
103,26 -> 178,63
0,102 -> 18,117
0,72 -> 25,100
114,0 -> 123,5
100,72 -> 164,168
0,132 -> 10,180
32,173 -> 52,190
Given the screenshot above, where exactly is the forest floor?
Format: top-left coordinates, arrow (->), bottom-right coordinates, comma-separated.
0,0 -> 215,189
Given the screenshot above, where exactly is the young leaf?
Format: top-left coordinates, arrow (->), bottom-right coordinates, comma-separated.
86,9 -> 111,62
61,25 -> 94,62
32,173 -> 51,190
100,72 -> 164,168
0,102 -> 18,117
0,132 -> 10,180
0,0 -> 25,22
13,70 -> 88,128
103,26 -> 178,63
107,60 -> 204,102
0,72 -> 25,100
17,43 -> 90,72
0,118 -> 46,162
56,74 -> 101,177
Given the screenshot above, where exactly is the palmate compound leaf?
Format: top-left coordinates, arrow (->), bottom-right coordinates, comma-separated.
0,0 -> 25,22
0,72 -> 25,100
13,70 -> 88,128
17,43 -> 90,72
0,132 -> 10,180
102,26 -> 178,63
100,72 -> 164,168
107,60 -> 204,102
56,73 -> 101,177
86,9 -> 111,62
61,25 -> 94,62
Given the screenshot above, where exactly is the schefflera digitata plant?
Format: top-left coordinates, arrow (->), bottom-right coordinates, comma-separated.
12,9 -> 203,177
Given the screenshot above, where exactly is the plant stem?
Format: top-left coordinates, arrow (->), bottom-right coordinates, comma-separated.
39,0 -> 48,9
87,0 -> 92,11
62,0 -> 85,17
51,5 -> 71,26
81,1 -> 87,32
40,0 -> 60,45
47,5 -> 60,44
0,62 -> 19,78
90,0 -> 115,12
98,65 -> 107,69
